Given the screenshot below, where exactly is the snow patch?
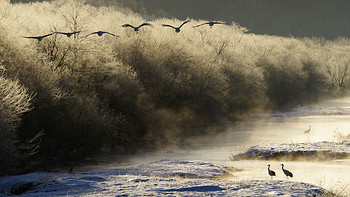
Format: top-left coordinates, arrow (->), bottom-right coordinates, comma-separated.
255,105 -> 350,118
0,160 -> 329,196
236,140 -> 350,160
86,159 -> 225,178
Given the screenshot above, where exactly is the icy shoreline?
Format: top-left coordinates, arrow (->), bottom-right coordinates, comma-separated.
0,160 -> 329,196
235,140 -> 350,161
1,140 -> 347,196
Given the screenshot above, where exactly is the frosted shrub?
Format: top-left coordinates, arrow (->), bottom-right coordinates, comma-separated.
258,56 -> 308,109
0,73 -> 32,175
1,0 -> 350,173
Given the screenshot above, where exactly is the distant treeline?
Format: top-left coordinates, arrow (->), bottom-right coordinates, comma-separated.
1,0 -> 350,175
10,0 -> 350,39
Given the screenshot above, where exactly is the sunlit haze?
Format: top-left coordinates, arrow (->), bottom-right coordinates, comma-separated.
0,1 -> 350,196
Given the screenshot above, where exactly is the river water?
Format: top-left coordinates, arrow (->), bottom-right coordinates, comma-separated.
80,97 -> 350,195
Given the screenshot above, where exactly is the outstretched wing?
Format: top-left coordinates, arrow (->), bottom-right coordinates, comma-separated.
54,32 -> 67,35
122,24 -> 135,28
23,33 -> 52,40
104,32 -> 118,37
179,20 -> 190,28
162,24 -> 176,29
55,31 -> 81,35
193,22 -> 209,28
23,36 -> 39,39
138,23 -> 152,28
42,33 -> 53,38
84,32 -> 98,38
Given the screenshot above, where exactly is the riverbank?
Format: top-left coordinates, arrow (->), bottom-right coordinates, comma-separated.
0,160 -> 330,196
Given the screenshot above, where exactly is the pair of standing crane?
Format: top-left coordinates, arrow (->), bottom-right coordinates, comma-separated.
23,20 -> 226,42
267,164 -> 293,179
266,126 -> 311,180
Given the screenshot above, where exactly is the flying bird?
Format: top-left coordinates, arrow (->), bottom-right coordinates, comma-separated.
193,21 -> 226,28
281,164 -> 293,179
84,31 -> 118,38
304,125 -> 311,134
267,164 -> 276,179
23,33 -> 53,41
54,31 -> 81,37
122,23 -> 152,32
162,20 -> 190,33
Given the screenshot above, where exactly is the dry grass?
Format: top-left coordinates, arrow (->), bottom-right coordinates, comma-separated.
333,129 -> 350,141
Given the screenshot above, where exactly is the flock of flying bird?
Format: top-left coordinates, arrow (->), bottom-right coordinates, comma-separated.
24,17 -> 313,183
24,17 -> 311,182
23,20 -> 226,42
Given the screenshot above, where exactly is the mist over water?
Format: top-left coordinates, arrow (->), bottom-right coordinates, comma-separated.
195,97 -> 350,194
174,97 -> 350,160
1,2 -> 350,194
89,97 -> 350,194
86,97 -> 350,163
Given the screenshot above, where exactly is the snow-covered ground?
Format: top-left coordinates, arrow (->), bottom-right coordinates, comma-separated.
2,97 -> 350,196
0,160 -> 328,196
236,140 -> 350,160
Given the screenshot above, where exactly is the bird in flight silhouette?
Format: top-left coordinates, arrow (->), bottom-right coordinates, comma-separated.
23,33 -> 54,41
84,31 -> 118,38
162,20 -> 190,33
54,31 -> 81,37
193,21 -> 226,28
122,23 -> 152,32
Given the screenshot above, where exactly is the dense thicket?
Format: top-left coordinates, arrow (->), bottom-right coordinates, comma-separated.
1,0 -> 350,175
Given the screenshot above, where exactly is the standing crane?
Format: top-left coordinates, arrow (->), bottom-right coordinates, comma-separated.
304,125 -> 311,134
267,164 -> 276,179
281,164 -> 293,179
162,20 -> 190,33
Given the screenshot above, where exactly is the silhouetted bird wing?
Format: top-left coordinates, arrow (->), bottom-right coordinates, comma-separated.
193,22 -> 209,28
138,23 -> 152,28
104,32 -> 118,37
23,33 -> 53,40
23,36 -> 41,39
41,33 -> 54,38
122,24 -> 135,28
162,24 -> 176,29
84,32 -> 98,38
54,32 -> 67,35
55,31 -> 81,35
179,20 -> 190,28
